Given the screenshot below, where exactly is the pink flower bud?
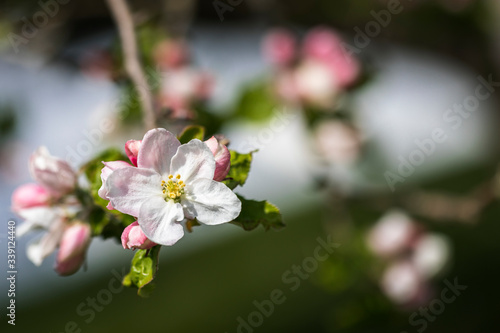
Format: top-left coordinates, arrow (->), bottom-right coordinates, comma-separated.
262,29 -> 296,66
55,222 -> 91,276
125,140 -> 141,167
205,136 -> 231,181
29,146 -> 76,198
98,161 -> 132,210
11,183 -> 51,212
121,221 -> 156,250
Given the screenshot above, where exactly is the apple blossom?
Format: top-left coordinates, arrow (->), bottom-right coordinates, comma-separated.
303,27 -> 360,88
204,136 -> 231,181
381,260 -> 428,305
366,210 -> 419,257
121,221 -> 157,250
17,203 -> 81,266
98,160 -> 133,210
29,146 -> 77,197
55,222 -> 92,276
262,29 -> 297,66
11,183 -> 51,212
105,128 -> 241,246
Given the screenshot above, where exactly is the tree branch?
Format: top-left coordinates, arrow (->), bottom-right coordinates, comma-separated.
106,0 -> 156,130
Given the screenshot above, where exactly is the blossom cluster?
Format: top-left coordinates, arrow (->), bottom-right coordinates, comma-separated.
11,147 -> 90,276
366,210 -> 451,307
263,27 -> 360,109
11,128 -> 240,277
154,39 -> 213,120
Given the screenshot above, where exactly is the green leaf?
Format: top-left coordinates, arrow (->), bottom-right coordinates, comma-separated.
231,195 -> 285,231
232,82 -> 277,122
178,125 -> 205,144
123,245 -> 161,297
223,150 -> 255,190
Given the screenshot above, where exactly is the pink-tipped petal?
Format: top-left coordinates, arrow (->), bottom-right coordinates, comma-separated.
137,129 -> 181,176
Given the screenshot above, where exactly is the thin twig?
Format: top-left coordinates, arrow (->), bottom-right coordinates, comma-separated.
106,0 -> 156,130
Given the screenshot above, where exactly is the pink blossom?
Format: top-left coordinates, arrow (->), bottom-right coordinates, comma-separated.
55,222 -> 92,276
11,183 -> 51,212
303,27 -> 344,62
29,146 -> 77,198
262,29 -> 297,66
205,136 -> 231,181
303,27 -> 360,88
121,221 -> 157,250
125,140 -> 142,167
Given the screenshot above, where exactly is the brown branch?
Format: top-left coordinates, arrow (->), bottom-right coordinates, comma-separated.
106,0 -> 156,130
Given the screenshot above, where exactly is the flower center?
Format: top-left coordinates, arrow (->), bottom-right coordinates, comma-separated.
162,174 -> 185,202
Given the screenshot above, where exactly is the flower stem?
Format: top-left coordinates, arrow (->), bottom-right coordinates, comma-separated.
105,0 -> 157,130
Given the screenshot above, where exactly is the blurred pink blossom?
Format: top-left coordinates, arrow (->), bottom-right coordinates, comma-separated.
29,146 -> 77,198
262,29 -> 297,66
55,222 -> 92,276
11,183 -> 51,212
367,210 -> 420,257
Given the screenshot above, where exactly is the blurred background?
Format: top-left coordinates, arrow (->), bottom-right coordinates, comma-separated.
1,0 -> 500,332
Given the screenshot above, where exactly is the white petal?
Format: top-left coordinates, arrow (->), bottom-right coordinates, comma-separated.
170,140 -> 215,184
138,197 -> 185,246
26,218 -> 65,266
106,167 -> 163,217
137,128 -> 180,175
98,161 -> 132,200
17,207 -> 60,236
183,178 -> 241,225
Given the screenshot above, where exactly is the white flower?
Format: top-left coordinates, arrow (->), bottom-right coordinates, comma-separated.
18,204 -> 79,266
105,128 -> 241,246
